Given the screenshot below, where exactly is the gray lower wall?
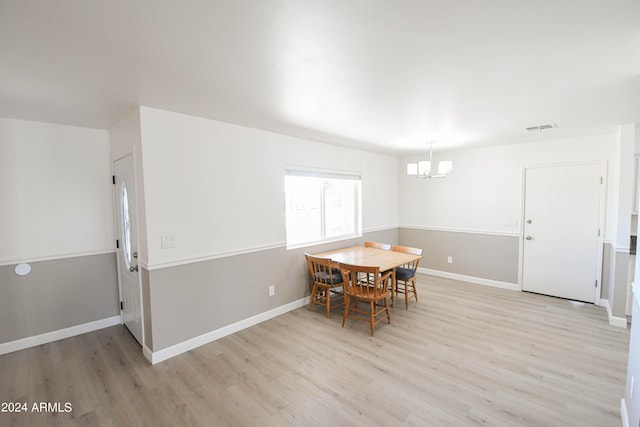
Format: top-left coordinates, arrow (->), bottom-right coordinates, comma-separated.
602,242 -> 631,319
141,267 -> 153,350
612,249 -> 631,319
1,226 -> 615,355
625,290 -> 640,426
399,228 -> 519,284
601,242 -> 612,298
145,230 -> 399,352
145,226 -> 520,352
0,253 -> 119,344
360,228 -> 400,247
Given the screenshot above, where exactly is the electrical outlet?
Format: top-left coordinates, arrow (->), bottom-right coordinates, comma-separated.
447,256 -> 453,264
268,285 -> 275,297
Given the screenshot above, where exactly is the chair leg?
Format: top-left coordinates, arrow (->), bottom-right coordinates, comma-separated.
390,277 -> 395,308
326,287 -> 331,318
412,279 -> 418,302
342,295 -> 349,328
369,301 -> 375,336
405,281 -> 409,309
385,297 -> 391,324
308,284 -> 318,311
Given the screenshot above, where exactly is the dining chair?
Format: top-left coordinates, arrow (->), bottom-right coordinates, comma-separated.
364,241 -> 392,250
339,262 -> 392,335
305,253 -> 344,317
390,245 -> 423,309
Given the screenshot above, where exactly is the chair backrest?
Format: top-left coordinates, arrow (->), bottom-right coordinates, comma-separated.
339,263 -> 390,298
391,245 -> 422,255
391,245 -> 422,273
305,253 -> 342,286
364,241 -> 392,250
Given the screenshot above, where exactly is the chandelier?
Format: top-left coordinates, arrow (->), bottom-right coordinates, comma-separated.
406,141 -> 452,179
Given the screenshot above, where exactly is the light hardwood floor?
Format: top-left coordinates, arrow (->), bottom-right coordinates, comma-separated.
0,275 -> 631,426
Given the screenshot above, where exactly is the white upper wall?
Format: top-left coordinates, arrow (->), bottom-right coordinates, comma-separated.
2,109 -> 622,266
109,108 -> 150,265
139,107 -> 399,268
399,134 -> 617,237
0,117 -> 114,263
613,124 -> 636,248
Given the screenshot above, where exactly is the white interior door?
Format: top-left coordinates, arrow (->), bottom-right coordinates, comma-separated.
522,163 -> 603,303
114,154 -> 143,345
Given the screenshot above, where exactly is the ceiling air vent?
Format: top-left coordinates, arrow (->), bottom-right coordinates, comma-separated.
526,123 -> 558,132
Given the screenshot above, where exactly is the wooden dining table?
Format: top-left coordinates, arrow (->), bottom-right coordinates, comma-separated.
313,246 -> 422,306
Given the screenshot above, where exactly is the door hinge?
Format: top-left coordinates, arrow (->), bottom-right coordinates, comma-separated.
112,175 -> 116,185
595,280 -> 598,288
120,301 -> 124,310
600,176 -> 603,184
116,239 -> 119,249
598,229 -> 601,237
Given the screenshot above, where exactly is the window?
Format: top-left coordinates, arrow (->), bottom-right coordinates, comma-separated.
120,184 -> 132,269
285,170 -> 361,248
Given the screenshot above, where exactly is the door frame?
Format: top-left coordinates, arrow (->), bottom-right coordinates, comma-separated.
517,160 -> 607,305
112,150 -> 145,347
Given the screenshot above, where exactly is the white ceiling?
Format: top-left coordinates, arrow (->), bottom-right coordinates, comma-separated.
1,0 -> 639,154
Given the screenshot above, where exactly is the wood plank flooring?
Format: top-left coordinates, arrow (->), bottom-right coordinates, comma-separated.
0,275 -> 631,426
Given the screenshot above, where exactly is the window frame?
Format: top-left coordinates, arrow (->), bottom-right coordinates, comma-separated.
284,169 -> 362,249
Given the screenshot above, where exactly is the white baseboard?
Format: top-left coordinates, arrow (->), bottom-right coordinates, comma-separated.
0,315 -> 122,356
418,267 -> 520,292
599,299 -> 629,328
143,344 -> 153,363
147,296 -> 310,365
621,398 -> 630,427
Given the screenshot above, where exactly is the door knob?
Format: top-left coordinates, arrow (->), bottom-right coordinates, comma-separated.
129,265 -> 139,272
526,236 -> 532,240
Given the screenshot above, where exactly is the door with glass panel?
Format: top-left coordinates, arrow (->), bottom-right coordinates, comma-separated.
114,154 -> 143,345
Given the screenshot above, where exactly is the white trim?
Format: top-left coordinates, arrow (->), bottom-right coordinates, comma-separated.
0,249 -> 116,267
603,240 -> 633,254
284,164 -> 362,178
363,225 -> 400,233
0,315 -> 121,356
598,297 -> 608,310
418,267 -> 519,292
143,345 -> 154,363
286,168 -> 361,179
398,225 -> 519,237
146,296 -> 310,364
599,298 -> 628,328
141,227 -> 402,270
595,161 -> 608,306
143,226 -> 400,270
286,234 -> 362,251
147,242 -> 287,270
634,280 -> 640,306
621,398 -> 630,427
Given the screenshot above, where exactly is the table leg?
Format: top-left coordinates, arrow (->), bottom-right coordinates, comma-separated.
391,268 -> 396,307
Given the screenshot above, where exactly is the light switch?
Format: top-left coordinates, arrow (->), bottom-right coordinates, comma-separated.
161,235 -> 175,249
